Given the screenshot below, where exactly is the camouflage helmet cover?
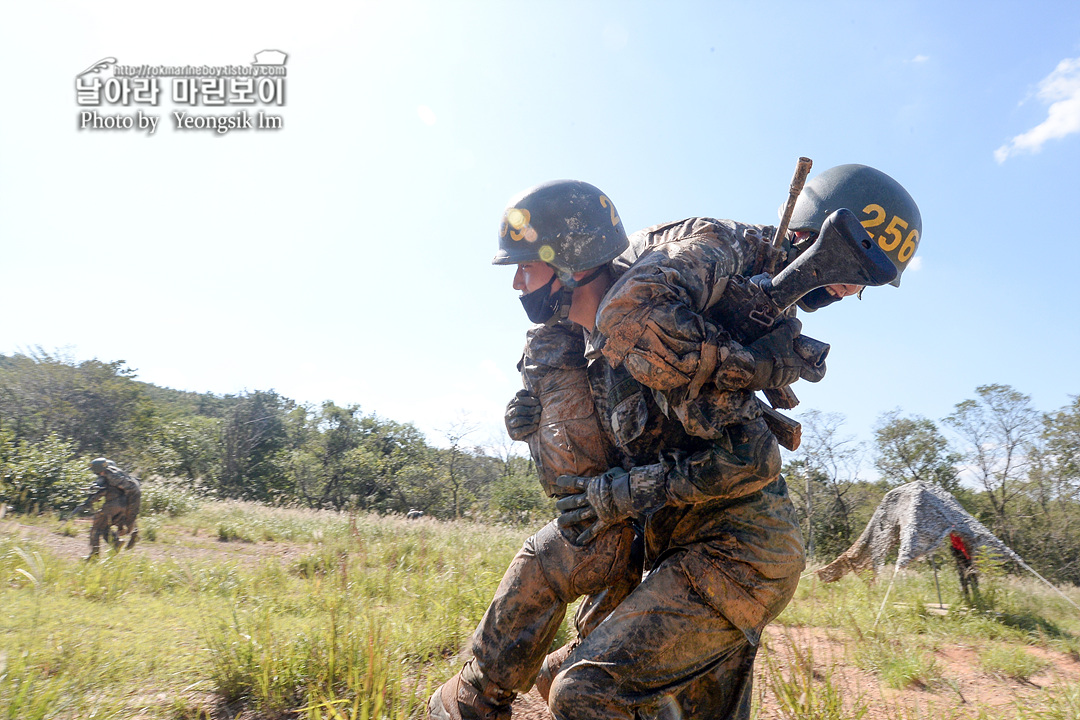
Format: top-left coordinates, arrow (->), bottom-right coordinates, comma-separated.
788,164 -> 922,287
492,180 -> 629,280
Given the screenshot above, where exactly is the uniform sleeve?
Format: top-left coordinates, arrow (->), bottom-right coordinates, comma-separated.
662,416 -> 781,504
520,324 -> 617,495
630,416 -> 781,508
85,484 -> 107,503
596,219 -> 763,393
594,220 -> 785,506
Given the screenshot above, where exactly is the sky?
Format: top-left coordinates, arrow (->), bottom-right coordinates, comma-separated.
2,0 -> 1079,465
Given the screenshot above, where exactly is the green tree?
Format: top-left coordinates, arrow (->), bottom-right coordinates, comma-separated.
142,415 -> 222,484
1017,395 -> 1080,584
439,418 -> 479,519
787,410 -> 869,560
873,410 -> 962,493
0,349 -> 150,456
286,404 -> 436,512
487,460 -> 554,525
218,390 -> 291,501
944,384 -> 1041,543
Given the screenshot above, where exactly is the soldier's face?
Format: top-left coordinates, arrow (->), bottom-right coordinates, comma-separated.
513,262 -> 560,295
825,283 -> 862,298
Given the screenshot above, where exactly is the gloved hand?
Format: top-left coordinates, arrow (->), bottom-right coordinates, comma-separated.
504,389 -> 541,441
716,317 -> 810,391
554,466 -> 666,544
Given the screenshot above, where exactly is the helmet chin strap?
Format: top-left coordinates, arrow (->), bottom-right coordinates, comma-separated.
544,266 -> 606,327
544,286 -> 575,327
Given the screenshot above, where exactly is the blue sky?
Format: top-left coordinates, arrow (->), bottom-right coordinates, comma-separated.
2,1 -> 1079,463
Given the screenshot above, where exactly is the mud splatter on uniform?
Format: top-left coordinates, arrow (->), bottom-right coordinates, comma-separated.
86,462 -> 141,555
463,321 -> 642,697
548,218 -> 806,720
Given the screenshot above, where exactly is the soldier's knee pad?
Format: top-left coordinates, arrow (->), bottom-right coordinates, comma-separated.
533,520 -> 637,601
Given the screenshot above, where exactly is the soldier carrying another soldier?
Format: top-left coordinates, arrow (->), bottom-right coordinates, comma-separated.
74,457 -> 141,559
430,164 -> 922,720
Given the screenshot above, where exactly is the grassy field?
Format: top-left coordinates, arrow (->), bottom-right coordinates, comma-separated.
2,493 -> 1079,720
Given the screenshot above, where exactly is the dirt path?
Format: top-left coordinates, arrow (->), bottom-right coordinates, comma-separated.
510,624 -> 1080,720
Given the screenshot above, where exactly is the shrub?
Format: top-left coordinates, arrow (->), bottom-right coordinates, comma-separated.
139,477 -> 205,517
0,433 -> 87,513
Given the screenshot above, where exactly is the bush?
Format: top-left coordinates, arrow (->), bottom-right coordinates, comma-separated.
139,477 -> 205,517
487,471 -> 554,525
0,432 -> 87,513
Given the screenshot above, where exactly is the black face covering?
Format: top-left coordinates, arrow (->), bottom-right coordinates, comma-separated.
518,266 -> 606,325
796,287 -> 842,312
519,273 -> 561,324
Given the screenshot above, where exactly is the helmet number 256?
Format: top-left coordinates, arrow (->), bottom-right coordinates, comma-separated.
860,204 -> 919,264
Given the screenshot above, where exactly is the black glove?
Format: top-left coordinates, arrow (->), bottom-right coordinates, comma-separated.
504,389 -> 542,441
554,466 -> 666,544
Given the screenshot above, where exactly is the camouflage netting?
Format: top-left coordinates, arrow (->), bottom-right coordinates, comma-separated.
816,481 -> 1023,583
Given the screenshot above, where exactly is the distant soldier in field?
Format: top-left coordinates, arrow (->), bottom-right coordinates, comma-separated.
77,457 -> 141,558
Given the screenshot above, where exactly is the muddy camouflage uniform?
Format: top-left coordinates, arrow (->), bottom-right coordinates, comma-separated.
546,218 -> 807,720
458,321 -> 643,703
86,462 -> 141,555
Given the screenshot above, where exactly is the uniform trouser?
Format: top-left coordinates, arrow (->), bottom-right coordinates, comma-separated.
89,493 -> 140,553
466,518 -> 642,694
548,553 -> 787,720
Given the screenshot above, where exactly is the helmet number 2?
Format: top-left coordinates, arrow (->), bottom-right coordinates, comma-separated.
861,204 -> 919,264
599,195 -> 621,228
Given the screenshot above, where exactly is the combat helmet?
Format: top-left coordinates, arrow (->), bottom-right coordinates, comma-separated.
89,457 -> 109,472
788,164 -> 921,287
493,180 -> 629,284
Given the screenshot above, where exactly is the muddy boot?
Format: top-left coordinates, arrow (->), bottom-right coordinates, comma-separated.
535,639 -> 579,702
126,528 -> 139,550
427,668 -> 513,720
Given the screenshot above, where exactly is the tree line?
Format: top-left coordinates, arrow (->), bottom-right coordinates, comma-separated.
0,350 -> 550,523
786,384 -> 1080,586
2,351 -> 1079,586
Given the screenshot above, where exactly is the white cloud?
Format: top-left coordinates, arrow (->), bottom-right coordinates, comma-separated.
995,56 -> 1080,163
911,54 -> 929,63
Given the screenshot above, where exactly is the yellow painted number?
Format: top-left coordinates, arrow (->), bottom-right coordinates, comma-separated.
508,208 -> 531,242
898,229 -> 919,263
862,204 -> 916,262
860,204 -> 886,231
879,215 -> 907,251
599,195 -> 621,227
